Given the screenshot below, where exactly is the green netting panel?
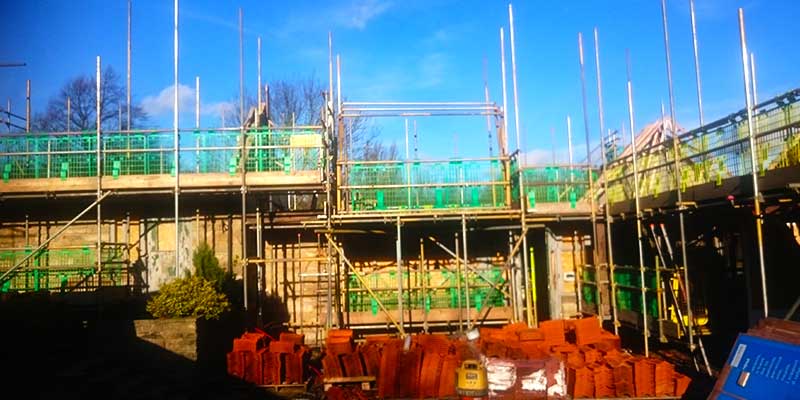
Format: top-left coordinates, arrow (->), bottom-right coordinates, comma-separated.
242,129 -> 322,173
189,130 -> 239,174
103,132 -> 173,176
522,167 -> 595,206
345,266 -> 507,313
345,159 -> 510,212
0,129 -> 324,180
613,267 -> 658,318
0,246 -> 127,292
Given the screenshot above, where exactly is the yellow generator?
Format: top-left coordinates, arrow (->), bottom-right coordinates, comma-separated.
456,359 -> 488,398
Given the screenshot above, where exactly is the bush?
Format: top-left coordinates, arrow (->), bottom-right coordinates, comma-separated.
146,276 -> 231,320
193,242 -> 226,291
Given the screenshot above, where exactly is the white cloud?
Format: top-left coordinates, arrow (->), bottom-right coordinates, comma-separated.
334,0 -> 392,30
202,101 -> 235,117
523,144 -> 588,166
141,83 -> 195,116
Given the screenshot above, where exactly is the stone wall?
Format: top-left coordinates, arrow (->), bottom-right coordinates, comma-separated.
134,318 -> 199,361
0,213 -> 245,291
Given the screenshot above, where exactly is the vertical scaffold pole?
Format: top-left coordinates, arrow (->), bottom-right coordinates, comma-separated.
578,32 -> 599,317
689,0 -> 705,349
195,76 -> 200,173
508,3 -> 534,327
661,0 -> 694,350
462,214 -> 471,328
626,50 -> 649,357
256,208 -> 263,325
750,53 -> 758,106
26,80 -> 30,132
420,238 -> 428,333
127,0 -> 132,130
567,116 -> 574,183
396,216 -> 404,334
173,0 -> 181,278
689,0 -> 705,128
195,76 -> 200,128
257,36 -> 262,128
738,8 -> 768,318
499,28 -> 509,157
96,57 -> 103,283
593,27 -> 610,325
238,7 -> 248,311
455,233 -> 463,332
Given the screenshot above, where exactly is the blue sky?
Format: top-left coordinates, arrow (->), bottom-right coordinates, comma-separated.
1,0 -> 798,163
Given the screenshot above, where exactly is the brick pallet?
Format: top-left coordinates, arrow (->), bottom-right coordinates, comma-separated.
320,317 -> 691,399
226,330 -> 308,386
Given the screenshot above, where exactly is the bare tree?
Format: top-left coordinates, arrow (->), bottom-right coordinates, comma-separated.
269,76 -> 324,126
346,118 -> 397,161
226,75 -> 396,161
33,66 -> 147,132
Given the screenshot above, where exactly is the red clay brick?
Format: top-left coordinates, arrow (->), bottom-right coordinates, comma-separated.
593,364 -> 615,398
654,360 -> 676,396
520,342 -> 548,359
416,333 -> 451,355
269,340 -> 295,354
634,358 -> 656,397
340,352 -> 364,377
594,331 -> 622,352
279,332 -> 304,346
438,354 -> 460,398
612,360 -> 634,397
573,316 -> 602,346
326,336 -> 353,355
285,349 -> 305,383
328,329 -> 354,339
361,343 -> 382,377
419,351 -> 443,398
233,332 -> 267,353
518,328 -> 545,342
226,351 -> 245,379
539,319 -> 567,345
377,340 -> 402,398
582,347 -> 602,365
566,351 -> 585,369
396,347 -> 422,398
364,334 -> 391,344
675,373 -> 692,397
569,366 -> 594,398
323,353 -> 343,378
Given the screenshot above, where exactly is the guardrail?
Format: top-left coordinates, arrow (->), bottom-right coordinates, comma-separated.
605,89 -> 800,203
0,244 -> 133,292
0,127 -> 324,182
522,165 -> 595,208
337,157 -> 512,213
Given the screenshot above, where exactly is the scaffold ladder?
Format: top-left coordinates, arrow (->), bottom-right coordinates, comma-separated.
648,223 -> 712,376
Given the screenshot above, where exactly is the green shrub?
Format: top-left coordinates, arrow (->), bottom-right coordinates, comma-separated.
193,242 -> 226,291
146,276 -> 231,320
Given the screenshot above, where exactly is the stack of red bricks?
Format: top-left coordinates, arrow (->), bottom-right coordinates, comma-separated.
226,331 -> 307,385
322,331 -> 467,399
479,316 -> 691,398
321,317 -> 691,398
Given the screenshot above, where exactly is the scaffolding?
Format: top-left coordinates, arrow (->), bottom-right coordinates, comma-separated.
605,89 -> 800,203
0,128 -> 323,182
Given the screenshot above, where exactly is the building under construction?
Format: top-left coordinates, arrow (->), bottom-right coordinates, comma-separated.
2,1 -> 799,398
